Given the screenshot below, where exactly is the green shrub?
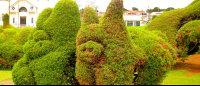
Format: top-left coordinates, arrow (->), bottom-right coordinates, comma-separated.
76,0 -> 146,85
36,7 -> 53,30
12,0 -> 81,85
0,28 -> 24,69
146,0 -> 200,58
3,13 -> 9,28
176,20 -> 200,60
82,6 -> 99,27
0,25 -> 3,33
17,27 -> 33,45
127,26 -> 177,85
152,15 -> 158,20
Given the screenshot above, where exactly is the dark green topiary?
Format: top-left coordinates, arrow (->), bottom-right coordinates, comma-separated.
12,0 -> 81,85
3,13 -> 9,28
128,26 -> 176,85
76,0 -> 146,85
176,20 -> 200,60
36,7 -> 53,30
146,0 -> 200,58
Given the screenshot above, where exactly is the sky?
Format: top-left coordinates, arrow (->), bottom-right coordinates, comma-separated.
0,0 -> 195,13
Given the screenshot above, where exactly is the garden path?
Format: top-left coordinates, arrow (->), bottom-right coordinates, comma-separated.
175,54 -> 200,76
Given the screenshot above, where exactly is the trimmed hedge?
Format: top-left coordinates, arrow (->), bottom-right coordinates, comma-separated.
76,0 -> 146,85
176,20 -> 200,60
128,26 -> 176,85
36,7 -> 53,30
12,0 -> 81,85
146,0 -> 200,57
0,27 -> 32,69
3,13 -> 9,28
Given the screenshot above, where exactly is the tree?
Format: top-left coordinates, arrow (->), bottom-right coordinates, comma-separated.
152,7 -> 160,12
165,7 -> 174,11
132,7 -> 138,10
123,7 -> 128,11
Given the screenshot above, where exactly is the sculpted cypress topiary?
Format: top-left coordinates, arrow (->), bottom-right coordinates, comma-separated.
12,0 -> 81,85
128,26 -> 176,85
3,13 -> 9,28
76,0 -> 146,85
36,7 -> 53,30
176,20 -> 200,60
146,0 -> 200,57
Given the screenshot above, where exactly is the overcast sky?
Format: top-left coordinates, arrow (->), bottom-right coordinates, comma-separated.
0,0 -> 195,13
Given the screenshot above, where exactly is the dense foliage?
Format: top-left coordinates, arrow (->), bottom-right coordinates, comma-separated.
36,7 -> 53,30
146,0 -> 200,58
176,20 -> 200,60
75,0 -> 176,85
0,27 -> 32,69
128,26 -> 176,85
3,13 -> 9,28
12,0 -> 81,85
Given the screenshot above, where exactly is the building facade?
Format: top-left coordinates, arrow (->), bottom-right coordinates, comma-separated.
9,0 -> 39,28
123,10 -> 149,26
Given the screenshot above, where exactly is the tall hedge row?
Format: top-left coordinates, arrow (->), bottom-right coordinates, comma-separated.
12,0 -> 81,85
146,0 -> 200,58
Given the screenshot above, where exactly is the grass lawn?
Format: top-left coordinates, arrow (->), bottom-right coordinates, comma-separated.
0,70 -> 12,81
161,70 -> 200,85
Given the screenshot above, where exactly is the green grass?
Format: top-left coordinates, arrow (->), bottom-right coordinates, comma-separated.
0,70 -> 12,81
161,70 -> 200,85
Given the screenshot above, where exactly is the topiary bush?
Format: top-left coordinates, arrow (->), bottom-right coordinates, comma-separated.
146,0 -> 200,58
0,25 -> 3,33
36,7 -> 53,30
12,0 -> 81,85
127,26 -> 177,85
176,20 -> 200,60
17,27 -> 33,45
0,27 -> 31,69
3,13 -> 9,28
76,0 -> 147,85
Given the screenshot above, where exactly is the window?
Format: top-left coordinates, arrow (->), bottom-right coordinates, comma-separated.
134,21 -> 140,26
31,17 -> 33,23
13,18 -> 15,23
30,6 -> 33,10
12,7 -> 15,10
127,21 -> 133,26
19,7 -> 27,12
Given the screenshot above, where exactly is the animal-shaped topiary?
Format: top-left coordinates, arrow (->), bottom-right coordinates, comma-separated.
12,0 -> 81,85
36,7 -> 53,30
176,20 -> 200,60
76,0 -> 146,85
128,26 -> 177,85
146,0 -> 200,57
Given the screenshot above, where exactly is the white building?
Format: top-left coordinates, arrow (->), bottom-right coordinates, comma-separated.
0,0 -> 50,28
123,10 -> 149,26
